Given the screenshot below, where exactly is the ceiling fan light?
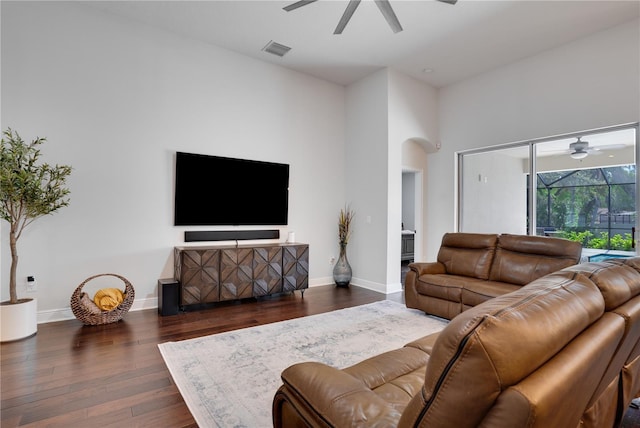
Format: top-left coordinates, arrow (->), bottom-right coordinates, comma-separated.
570,151 -> 588,160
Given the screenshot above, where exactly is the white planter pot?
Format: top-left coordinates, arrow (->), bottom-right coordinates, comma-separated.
0,298 -> 37,342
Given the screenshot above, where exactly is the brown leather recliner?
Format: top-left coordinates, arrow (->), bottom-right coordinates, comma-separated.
273,258 -> 640,428
404,232 -> 583,319
563,259 -> 640,425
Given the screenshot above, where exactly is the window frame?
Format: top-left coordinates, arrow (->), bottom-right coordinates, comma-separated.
456,123 -> 640,247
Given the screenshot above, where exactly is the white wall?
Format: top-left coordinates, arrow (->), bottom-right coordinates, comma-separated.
460,151 -> 527,234
344,69 -> 439,293
429,18 -> 640,258
1,2 -> 346,321
388,70 -> 438,286
344,69 -> 390,292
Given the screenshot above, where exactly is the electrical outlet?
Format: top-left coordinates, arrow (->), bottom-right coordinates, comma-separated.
26,276 -> 37,292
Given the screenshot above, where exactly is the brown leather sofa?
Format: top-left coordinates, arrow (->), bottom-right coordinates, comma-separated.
272,258 -> 640,428
404,232 -> 583,319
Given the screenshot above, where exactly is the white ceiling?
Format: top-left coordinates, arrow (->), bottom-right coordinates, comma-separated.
87,0 -> 639,88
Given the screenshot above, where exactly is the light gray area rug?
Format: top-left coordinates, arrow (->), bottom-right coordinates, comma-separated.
158,300 -> 448,428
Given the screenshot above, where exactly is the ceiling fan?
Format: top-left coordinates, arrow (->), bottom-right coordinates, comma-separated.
568,137 -> 626,160
284,0 -> 458,35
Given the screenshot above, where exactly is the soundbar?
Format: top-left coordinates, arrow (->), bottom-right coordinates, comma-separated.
185,230 -> 280,242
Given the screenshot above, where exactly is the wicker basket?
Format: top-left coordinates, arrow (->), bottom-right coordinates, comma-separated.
70,274 -> 135,325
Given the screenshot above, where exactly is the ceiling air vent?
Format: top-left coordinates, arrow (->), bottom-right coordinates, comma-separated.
262,40 -> 291,57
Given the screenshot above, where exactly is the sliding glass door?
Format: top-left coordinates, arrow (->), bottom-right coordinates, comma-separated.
459,124 -> 639,254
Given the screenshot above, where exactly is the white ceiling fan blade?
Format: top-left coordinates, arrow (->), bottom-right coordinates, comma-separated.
283,0 -> 318,12
589,143 -> 628,152
535,135 -> 631,159
375,0 -> 403,33
334,0 -> 361,34
537,147 -> 572,155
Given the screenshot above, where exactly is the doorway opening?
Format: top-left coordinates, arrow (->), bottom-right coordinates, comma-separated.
401,169 -> 421,284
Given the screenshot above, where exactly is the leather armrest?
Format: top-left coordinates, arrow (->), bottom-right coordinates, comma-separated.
279,362 -> 403,426
408,261 -> 446,276
405,332 -> 441,354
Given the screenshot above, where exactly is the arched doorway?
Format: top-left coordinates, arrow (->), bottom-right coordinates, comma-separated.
401,138 -> 435,283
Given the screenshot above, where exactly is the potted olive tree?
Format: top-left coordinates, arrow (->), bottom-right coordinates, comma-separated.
0,128 -> 71,341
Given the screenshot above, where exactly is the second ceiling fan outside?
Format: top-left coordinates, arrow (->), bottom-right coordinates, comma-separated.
284,0 -> 457,35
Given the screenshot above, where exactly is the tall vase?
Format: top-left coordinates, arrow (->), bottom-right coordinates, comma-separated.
333,245 -> 352,287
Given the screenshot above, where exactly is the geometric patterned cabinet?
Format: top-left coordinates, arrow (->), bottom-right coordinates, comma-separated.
174,243 -> 309,306
174,247 -> 220,305
253,245 -> 284,297
220,247 -> 254,301
283,244 -> 309,293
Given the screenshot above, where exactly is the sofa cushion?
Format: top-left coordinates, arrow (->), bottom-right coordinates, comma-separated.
489,234 -> 582,285
343,347 -> 429,391
437,233 -> 498,279
564,261 -> 640,310
461,280 -> 521,307
344,347 -> 429,413
415,274 -> 485,301
621,257 -> 640,275
404,333 -> 440,354
277,362 -> 404,426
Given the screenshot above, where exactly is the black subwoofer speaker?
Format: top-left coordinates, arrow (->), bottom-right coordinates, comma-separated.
158,278 -> 180,316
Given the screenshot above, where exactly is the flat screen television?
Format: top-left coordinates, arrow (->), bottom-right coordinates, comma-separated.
174,152 -> 289,226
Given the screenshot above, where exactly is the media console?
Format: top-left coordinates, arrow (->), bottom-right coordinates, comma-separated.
174,242 -> 309,306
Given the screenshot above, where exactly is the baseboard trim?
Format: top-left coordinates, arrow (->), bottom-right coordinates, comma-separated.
385,282 -> 403,294
35,279 -> 402,324
309,277 -> 333,287
350,277 -> 386,294
37,297 -> 159,324
312,277 -> 400,295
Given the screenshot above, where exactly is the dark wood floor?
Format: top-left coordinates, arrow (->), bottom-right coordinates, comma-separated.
1,285 -> 399,427
2,284 -> 638,427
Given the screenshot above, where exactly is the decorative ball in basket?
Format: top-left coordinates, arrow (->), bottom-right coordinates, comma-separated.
70,274 -> 135,325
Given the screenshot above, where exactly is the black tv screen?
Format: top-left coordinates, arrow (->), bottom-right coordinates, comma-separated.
174,152 -> 289,226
